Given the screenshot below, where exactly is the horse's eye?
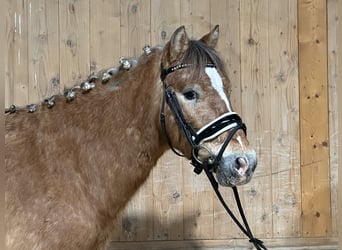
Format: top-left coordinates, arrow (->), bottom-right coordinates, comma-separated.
183,90 -> 199,100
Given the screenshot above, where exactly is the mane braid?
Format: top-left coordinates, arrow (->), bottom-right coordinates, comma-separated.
4,46 -> 164,114
181,40 -> 226,79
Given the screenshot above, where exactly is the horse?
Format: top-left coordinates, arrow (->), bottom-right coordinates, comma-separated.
5,25 -> 257,250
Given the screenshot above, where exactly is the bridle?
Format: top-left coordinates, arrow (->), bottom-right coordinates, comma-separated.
160,63 -> 267,250
160,63 -> 248,174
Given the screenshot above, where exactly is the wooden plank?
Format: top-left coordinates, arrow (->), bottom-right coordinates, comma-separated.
5,0 -> 14,107
90,0 -> 121,72
210,0 -> 243,239
10,0 -> 29,106
180,0 -> 211,37
59,0 -> 90,89
298,0 -> 332,237
337,0 -> 342,248
120,0 -> 151,57
239,0 -> 272,238
118,183 -> 154,241
150,0 -> 183,241
1,7 -> 6,250
28,0 -> 59,104
151,0 -> 181,45
327,0 -> 339,238
152,152 -> 184,240
109,237 -> 338,250
118,0 -> 153,241
180,0 -> 214,240
268,0 -> 301,237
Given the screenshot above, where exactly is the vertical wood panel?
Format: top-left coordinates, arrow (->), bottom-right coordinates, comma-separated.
120,0 -> 151,57
151,0 -> 183,241
240,0 -> 272,238
11,0 -> 29,106
152,153 -> 184,240
151,0 -> 181,45
59,0 -> 90,89
327,0 -> 339,238
180,0 -> 211,37
298,0 -> 332,237
5,0 -> 15,107
28,0 -> 59,104
180,0 -> 214,240
269,0 -> 301,237
210,0 -> 243,239
338,1 -> 342,247
90,0 -> 121,72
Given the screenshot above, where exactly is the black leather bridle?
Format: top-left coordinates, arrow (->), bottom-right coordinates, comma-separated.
160,63 -> 267,250
160,63 -> 247,173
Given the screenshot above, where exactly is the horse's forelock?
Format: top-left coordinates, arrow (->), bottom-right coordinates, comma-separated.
181,40 -> 226,79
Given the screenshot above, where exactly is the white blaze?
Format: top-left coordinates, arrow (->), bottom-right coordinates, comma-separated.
205,67 -> 232,112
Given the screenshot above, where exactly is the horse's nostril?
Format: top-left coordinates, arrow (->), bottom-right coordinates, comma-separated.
235,157 -> 248,170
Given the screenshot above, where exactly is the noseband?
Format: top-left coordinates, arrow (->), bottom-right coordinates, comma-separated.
160,63 -> 247,174
159,63 -> 267,250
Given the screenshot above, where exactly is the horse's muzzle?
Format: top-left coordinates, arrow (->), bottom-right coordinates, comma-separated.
215,151 -> 257,187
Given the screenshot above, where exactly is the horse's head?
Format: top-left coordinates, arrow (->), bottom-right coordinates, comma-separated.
160,25 -> 257,187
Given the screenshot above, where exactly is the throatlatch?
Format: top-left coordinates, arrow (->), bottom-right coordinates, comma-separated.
159,63 -> 268,250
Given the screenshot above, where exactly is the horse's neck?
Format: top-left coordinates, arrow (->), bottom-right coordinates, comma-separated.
74,51 -> 167,214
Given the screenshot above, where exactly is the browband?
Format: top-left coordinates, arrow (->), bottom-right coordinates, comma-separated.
160,63 -> 216,81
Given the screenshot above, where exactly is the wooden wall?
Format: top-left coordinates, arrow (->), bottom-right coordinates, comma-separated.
4,0 -> 339,248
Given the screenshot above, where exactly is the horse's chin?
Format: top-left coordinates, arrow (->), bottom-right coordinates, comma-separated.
215,171 -> 253,187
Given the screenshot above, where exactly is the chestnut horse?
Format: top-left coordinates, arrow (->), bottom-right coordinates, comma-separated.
5,26 -> 257,250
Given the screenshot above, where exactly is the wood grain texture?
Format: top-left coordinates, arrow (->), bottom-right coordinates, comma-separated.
152,152 -> 184,240
59,0 -> 90,89
326,0 -> 339,238
120,0 -> 151,57
109,237 -> 338,249
5,0 -> 14,107
90,0 -> 121,72
269,0 -> 301,237
151,0 -> 181,45
298,0 -> 332,237
28,0 -> 59,103
11,0 -> 29,106
338,0 -> 342,248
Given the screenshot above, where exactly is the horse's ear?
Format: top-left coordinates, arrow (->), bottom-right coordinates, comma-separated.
200,25 -> 220,48
168,26 -> 189,62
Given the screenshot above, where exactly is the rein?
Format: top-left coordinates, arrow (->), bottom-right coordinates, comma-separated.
160,63 -> 267,250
